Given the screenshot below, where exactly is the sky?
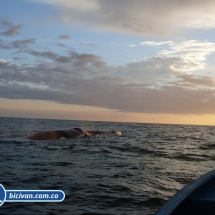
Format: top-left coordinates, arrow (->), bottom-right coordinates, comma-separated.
1,0 -> 215,125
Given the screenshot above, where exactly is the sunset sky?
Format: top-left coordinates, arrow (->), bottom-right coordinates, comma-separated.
1,0 -> 215,125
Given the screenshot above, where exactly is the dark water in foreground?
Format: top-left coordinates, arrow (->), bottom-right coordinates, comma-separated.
0,117 -> 215,215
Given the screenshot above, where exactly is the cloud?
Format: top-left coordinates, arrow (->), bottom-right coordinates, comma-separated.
0,59 -> 19,71
79,42 -> 97,48
58,34 -> 70,39
0,40 -> 10,49
0,38 -> 36,50
29,50 -> 106,67
141,40 -> 215,72
177,74 -> 215,88
25,0 -> 215,36
29,0 -> 100,12
0,18 -> 214,116
1,52 -> 215,115
11,39 -> 36,49
30,50 -> 58,59
140,41 -> 173,46
1,25 -> 23,36
0,18 -> 22,36
1,72 -> 215,115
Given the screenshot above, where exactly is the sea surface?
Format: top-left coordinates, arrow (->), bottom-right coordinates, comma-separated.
0,117 -> 215,215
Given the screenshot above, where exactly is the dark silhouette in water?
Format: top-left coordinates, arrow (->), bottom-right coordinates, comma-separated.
86,130 -> 121,136
27,128 -> 121,140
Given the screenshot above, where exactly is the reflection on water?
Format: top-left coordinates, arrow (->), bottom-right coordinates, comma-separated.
0,117 -> 215,214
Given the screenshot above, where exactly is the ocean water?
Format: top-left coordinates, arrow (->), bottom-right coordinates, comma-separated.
0,117 -> 215,215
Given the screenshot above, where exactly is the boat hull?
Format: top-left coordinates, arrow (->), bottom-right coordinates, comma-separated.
156,169 -> 215,215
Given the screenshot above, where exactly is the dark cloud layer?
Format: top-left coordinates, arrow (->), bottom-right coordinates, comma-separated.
1,54 -> 215,115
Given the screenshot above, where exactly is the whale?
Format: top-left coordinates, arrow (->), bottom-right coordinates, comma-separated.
86,130 -> 122,136
27,128 -> 87,140
27,128 -> 122,140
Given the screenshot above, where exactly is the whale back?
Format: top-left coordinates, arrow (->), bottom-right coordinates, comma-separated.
86,130 -> 122,136
27,128 -> 85,140
73,128 -> 84,133
27,128 -> 121,140
27,130 -> 60,140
